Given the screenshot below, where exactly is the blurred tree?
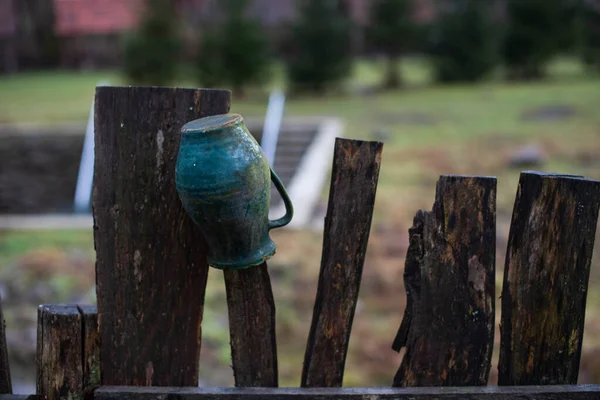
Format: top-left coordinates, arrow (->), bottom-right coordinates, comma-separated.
196,0 -> 271,97
367,0 -> 419,89
428,0 -> 498,83
196,28 -> 225,89
581,0 -> 600,71
556,0 -> 583,53
285,0 -> 353,94
503,0 -> 564,80
123,0 -> 181,85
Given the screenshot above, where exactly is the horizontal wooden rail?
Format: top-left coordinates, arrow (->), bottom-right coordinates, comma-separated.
93,385 -> 600,399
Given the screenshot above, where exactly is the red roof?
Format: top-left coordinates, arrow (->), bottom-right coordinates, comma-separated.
0,0 -> 16,37
53,0 -> 144,36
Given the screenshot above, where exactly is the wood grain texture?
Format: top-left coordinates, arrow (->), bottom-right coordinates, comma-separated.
36,305 -> 83,400
301,138 -> 383,388
0,296 -> 11,394
94,385 -> 600,400
224,263 -> 278,387
93,86 -> 230,386
393,175 -> 497,387
78,305 -> 100,400
498,171 -> 600,386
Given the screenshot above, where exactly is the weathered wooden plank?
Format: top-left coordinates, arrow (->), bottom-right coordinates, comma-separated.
301,138 -> 383,388
0,396 -> 44,400
78,305 -> 100,400
224,263 -> 278,387
393,175 -> 497,387
36,305 -> 83,400
94,385 -> 600,400
93,86 -> 231,386
498,171 -> 600,385
0,296 -> 11,394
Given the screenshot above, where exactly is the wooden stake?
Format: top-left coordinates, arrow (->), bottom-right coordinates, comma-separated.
36,305 -> 83,400
301,138 -> 383,388
498,171 -> 600,385
78,305 -> 100,400
93,86 -> 231,386
393,175 -> 497,387
224,263 -> 278,387
0,295 -> 11,394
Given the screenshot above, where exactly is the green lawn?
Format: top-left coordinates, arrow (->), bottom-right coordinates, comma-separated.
2,58 -> 600,386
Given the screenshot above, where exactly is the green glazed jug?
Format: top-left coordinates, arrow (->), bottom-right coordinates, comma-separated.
175,113 -> 294,270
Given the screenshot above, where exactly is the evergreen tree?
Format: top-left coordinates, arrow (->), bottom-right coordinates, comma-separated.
196,0 -> 271,96
285,0 -> 353,94
367,0 -> 419,89
503,0 -> 564,80
581,0 -> 600,70
123,0 -> 181,85
556,0 -> 582,54
196,28 -> 226,89
428,0 -> 498,83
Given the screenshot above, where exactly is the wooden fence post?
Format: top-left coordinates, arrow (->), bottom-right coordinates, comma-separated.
36,305 -> 83,400
301,138 -> 383,388
224,263 -> 278,387
78,305 -> 100,400
0,296 -> 11,394
498,171 -> 600,385
36,305 -> 100,400
392,175 -> 497,387
93,87 -> 230,386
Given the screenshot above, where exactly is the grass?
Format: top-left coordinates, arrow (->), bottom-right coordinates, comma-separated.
1,57 -> 600,386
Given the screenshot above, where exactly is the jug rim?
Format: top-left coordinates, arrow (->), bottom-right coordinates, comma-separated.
181,113 -> 243,135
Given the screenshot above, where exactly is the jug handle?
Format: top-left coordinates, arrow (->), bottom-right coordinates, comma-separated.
268,167 -> 294,230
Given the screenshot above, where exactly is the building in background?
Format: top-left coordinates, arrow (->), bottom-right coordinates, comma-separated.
53,0 -> 143,68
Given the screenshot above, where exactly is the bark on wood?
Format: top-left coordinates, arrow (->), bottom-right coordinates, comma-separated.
301,138 -> 383,388
78,306 -> 100,400
393,175 -> 497,387
224,263 -> 278,387
498,171 -> 600,386
93,86 -> 230,386
94,384 -> 600,400
36,305 -> 83,400
0,296 -> 11,394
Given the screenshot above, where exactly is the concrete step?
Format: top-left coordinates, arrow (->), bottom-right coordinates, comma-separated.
277,133 -> 316,144
274,159 -> 304,168
272,165 -> 297,176
272,147 -> 308,157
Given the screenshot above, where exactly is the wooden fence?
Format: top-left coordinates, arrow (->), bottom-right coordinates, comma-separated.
0,86 -> 600,399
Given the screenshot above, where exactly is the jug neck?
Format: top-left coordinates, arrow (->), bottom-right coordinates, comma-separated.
181,113 -> 245,139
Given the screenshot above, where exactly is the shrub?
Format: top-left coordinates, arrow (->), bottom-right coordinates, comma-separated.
367,0 -> 419,89
428,0 -> 499,83
581,0 -> 600,71
196,0 -> 272,96
503,0 -> 564,80
122,0 -> 181,85
196,29 -> 226,89
285,0 -> 353,94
